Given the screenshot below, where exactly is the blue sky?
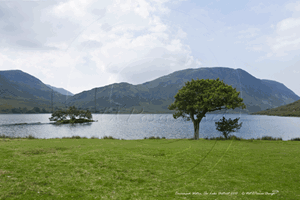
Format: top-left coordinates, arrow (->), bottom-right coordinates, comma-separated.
1,0 -> 300,97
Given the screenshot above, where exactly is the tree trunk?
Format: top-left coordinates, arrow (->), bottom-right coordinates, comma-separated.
223,132 -> 227,140
193,120 -> 200,140
223,131 -> 231,140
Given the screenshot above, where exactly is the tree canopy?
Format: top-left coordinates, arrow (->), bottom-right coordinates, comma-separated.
168,78 -> 246,140
49,106 -> 93,124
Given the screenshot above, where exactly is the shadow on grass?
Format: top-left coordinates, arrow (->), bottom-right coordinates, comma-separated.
0,134 -> 300,141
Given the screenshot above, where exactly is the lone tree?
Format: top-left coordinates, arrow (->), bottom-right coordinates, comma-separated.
168,78 -> 246,140
215,116 -> 243,140
49,106 -> 93,124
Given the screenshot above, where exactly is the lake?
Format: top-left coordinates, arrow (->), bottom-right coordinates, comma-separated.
0,114 -> 299,141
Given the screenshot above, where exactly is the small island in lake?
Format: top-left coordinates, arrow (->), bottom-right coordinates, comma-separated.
49,106 -> 97,124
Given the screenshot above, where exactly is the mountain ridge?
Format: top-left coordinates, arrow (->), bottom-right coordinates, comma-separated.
45,84 -> 74,96
65,67 -> 300,114
0,67 -> 299,116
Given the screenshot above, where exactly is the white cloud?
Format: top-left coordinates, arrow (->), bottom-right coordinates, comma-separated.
165,39 -> 184,52
276,17 -> 300,32
148,15 -> 168,32
255,2 -> 300,61
51,0 -> 95,18
38,0 -> 200,93
272,37 -> 300,51
175,27 -> 187,39
285,1 -> 300,12
264,17 -> 300,56
107,0 -> 171,19
251,46 -> 263,52
237,27 -> 260,39
134,1 -> 152,18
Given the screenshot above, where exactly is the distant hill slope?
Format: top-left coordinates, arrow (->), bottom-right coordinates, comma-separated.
45,84 -> 74,96
0,70 -> 70,111
65,67 -> 300,114
249,99 -> 300,117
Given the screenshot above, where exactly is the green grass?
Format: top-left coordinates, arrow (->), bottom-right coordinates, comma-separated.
0,134 -> 299,199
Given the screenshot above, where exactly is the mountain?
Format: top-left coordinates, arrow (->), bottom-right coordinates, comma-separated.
1,67 -> 299,115
64,67 -> 300,114
45,84 -> 74,96
0,70 -> 70,112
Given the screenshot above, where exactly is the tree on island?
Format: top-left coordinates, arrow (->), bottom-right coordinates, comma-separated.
49,106 -> 94,124
215,116 -> 243,139
168,78 -> 246,140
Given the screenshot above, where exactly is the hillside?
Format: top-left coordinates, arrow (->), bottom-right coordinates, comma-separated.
249,99 -> 300,117
0,70 -> 70,113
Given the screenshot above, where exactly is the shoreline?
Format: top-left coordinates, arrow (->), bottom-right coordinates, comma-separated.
1,134 -> 299,141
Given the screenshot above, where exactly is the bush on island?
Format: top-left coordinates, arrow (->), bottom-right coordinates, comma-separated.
49,106 -> 94,124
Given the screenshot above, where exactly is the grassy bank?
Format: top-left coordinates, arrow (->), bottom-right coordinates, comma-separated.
0,135 -> 299,199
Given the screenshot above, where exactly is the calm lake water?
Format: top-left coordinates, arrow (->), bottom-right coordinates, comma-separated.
0,114 -> 299,141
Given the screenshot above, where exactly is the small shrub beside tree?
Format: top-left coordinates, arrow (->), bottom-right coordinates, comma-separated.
215,116 -> 243,140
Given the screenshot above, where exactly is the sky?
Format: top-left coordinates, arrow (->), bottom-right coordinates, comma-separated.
1,0 -> 300,97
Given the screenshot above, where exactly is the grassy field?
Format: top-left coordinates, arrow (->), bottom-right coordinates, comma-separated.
0,134 -> 299,200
